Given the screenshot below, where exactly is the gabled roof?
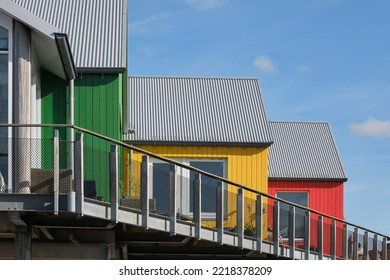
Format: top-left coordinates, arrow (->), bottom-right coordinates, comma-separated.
268,121 -> 347,181
12,0 -> 127,72
1,0 -> 74,80
125,76 -> 273,146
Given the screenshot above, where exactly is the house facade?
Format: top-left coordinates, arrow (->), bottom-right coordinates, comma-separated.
267,121 -> 347,257
124,76 -> 273,227
6,0 -> 128,200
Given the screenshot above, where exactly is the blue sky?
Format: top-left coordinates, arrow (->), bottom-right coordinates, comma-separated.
128,0 -> 390,235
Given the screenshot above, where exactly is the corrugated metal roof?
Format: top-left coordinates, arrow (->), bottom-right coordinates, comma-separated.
125,76 -> 273,146
1,0 -> 73,79
12,0 -> 127,71
268,121 -> 347,181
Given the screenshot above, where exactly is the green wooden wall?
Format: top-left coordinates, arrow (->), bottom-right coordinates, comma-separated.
41,70 -> 123,200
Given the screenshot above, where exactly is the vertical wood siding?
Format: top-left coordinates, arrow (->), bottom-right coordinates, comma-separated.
41,72 -> 123,200
126,145 -> 268,229
269,180 -> 344,257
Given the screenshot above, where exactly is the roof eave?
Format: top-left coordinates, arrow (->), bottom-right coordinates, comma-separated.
269,177 -> 348,182
123,140 -> 273,148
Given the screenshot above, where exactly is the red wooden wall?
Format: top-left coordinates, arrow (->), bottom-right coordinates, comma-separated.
268,180 -> 344,257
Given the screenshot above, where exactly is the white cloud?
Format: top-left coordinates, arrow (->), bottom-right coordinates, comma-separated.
349,117 -> 390,138
254,55 -> 276,73
294,65 -> 311,73
186,0 -> 227,10
129,13 -> 170,34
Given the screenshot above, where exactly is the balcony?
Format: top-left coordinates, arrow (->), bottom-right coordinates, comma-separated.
0,124 -> 388,260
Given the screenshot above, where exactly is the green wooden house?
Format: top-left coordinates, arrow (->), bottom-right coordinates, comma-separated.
1,0 -> 128,200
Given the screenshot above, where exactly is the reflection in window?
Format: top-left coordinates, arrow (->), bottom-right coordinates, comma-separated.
277,191 -> 308,239
150,158 -> 227,218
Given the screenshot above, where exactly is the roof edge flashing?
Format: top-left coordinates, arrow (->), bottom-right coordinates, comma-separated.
54,33 -> 77,80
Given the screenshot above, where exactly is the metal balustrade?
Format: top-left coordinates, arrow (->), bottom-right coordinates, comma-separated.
0,123 -> 388,260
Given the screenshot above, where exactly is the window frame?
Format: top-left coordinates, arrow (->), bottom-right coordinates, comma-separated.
0,12 -> 12,193
149,157 -> 227,219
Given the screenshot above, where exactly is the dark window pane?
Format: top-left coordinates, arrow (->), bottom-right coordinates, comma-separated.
277,192 -> 308,238
190,161 -> 224,214
152,163 -> 170,214
0,26 -> 8,51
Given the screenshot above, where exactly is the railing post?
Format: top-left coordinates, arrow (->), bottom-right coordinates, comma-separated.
193,173 -> 201,240
141,155 -> 150,229
74,132 -> 84,216
353,227 -> 359,260
53,129 -> 59,215
256,194 -> 263,252
289,206 -> 295,259
169,164 -> 176,236
342,224 -> 348,259
237,188 -> 244,250
304,210 -> 310,260
109,145 -> 118,224
373,234 -> 378,259
363,231 -> 369,260
273,201 -> 280,256
318,216 -> 323,260
216,180 -> 224,245
330,219 -> 336,260
382,237 -> 387,260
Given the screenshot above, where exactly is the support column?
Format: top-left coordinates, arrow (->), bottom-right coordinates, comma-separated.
15,225 -> 32,260
13,21 -> 31,194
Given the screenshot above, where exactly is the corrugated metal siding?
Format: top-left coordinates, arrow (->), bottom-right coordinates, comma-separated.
125,76 -> 273,146
268,121 -> 347,180
12,0 -> 126,70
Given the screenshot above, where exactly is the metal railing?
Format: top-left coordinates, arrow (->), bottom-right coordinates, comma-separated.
0,123 -> 388,260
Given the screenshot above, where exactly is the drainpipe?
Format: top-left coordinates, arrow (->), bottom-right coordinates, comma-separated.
69,79 -> 75,179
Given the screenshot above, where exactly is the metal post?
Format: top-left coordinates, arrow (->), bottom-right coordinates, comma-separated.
141,155 -> 150,229
382,237 -> 387,260
237,188 -> 244,250
352,227 -> 359,260
289,206 -> 295,259
169,164 -> 176,236
304,210 -> 310,260
193,173 -> 201,240
15,225 -> 32,260
273,201 -> 280,256
318,216 -> 323,260
363,231 -> 369,260
373,234 -> 378,260
342,224 -> 348,259
256,194 -> 263,252
330,219 -> 336,260
109,145 -> 118,224
74,132 -> 84,216
53,129 -> 59,215
216,181 -> 224,245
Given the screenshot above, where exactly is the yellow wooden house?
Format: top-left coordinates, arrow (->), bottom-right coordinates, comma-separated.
123,76 -> 273,229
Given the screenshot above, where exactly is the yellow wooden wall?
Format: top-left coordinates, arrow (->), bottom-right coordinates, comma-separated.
123,145 -> 268,231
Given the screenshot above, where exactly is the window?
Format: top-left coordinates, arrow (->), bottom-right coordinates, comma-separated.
277,191 -> 308,239
0,18 -> 10,193
150,158 -> 227,219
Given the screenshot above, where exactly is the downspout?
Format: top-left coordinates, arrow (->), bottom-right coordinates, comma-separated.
69,79 -> 74,178
54,33 -> 77,178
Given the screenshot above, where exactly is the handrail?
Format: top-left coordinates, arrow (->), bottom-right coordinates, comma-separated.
1,123 -> 389,239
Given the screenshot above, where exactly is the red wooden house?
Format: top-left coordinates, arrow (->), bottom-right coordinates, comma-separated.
267,121 -> 347,257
